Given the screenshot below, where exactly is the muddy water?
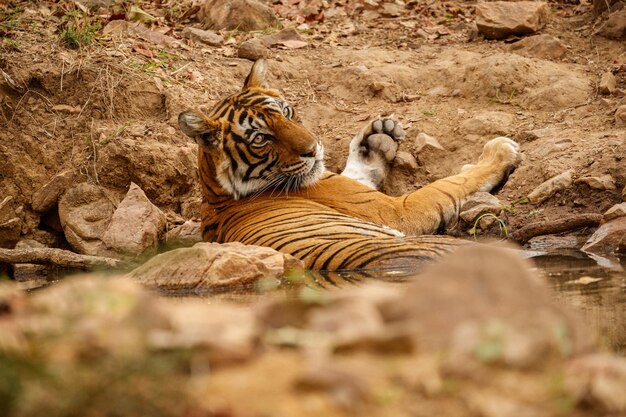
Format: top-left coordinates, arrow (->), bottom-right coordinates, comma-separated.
532,252 -> 626,355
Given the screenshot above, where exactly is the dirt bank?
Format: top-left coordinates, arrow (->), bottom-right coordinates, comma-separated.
1,0 -> 625,254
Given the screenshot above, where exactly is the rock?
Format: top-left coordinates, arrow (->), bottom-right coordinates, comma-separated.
597,9 -> 626,40
475,1 -> 549,40
181,27 -> 224,46
460,111 -> 515,136
622,185 -> 626,202
0,196 -> 21,249
460,204 -> 502,225
165,220 -> 202,248
460,193 -> 503,225
12,239 -> 49,282
31,170 -> 75,213
58,183 -> 115,256
102,183 -> 166,257
602,203 -> 626,223
582,216 -> 626,254
414,132 -> 444,152
237,38 -> 269,61
507,34 -> 567,60
52,104 -> 81,114
128,242 -> 304,290
527,235 -> 581,251
599,72 -> 617,95
199,0 -> 280,31
575,175 -> 616,191
566,354 -> 626,412
393,151 -> 418,171
515,127 -> 555,142
615,105 -> 626,127
260,27 -> 302,46
103,20 -> 180,47
527,169 -> 574,204
97,138 -> 198,208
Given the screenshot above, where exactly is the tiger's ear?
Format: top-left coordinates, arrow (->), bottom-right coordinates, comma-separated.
178,111 -> 221,149
243,59 -> 268,90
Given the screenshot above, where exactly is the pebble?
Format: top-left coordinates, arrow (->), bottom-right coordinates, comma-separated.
599,72 -> 617,95
414,132 -> 444,152
181,27 -> 224,47
237,38 -> 269,61
394,151 -> 418,171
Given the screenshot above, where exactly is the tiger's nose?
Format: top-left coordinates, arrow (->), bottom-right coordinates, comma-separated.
300,145 -> 316,158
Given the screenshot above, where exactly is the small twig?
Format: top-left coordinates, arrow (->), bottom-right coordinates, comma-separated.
0,247 -> 122,269
509,213 -> 603,244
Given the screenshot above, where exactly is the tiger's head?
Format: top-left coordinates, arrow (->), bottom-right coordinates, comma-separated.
178,60 -> 325,199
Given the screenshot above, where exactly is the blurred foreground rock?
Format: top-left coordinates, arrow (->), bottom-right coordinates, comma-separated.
128,242 -> 303,290
1,244 -> 622,417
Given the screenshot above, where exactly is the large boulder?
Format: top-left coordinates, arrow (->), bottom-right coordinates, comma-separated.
475,1 -> 549,40
129,242 -> 304,291
582,216 -> 626,254
102,183 -> 166,257
597,9 -> 626,40
58,183 -> 115,256
198,0 -> 280,31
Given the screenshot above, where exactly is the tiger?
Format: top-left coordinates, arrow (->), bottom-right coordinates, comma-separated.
178,60 -> 521,272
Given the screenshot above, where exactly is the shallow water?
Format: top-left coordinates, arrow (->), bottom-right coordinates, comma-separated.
532,251 -> 626,354
17,248 -> 626,354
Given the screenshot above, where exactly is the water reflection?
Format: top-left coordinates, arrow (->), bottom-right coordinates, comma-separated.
531,251 -> 626,355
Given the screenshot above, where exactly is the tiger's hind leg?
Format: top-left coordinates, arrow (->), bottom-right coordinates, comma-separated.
341,116 -> 405,189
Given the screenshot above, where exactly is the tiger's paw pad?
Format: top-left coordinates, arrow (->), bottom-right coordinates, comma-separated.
352,117 -> 405,163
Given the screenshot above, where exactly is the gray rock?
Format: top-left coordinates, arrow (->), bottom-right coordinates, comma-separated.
199,0 -> 279,31
58,183 -> 115,256
582,216 -> 626,254
527,169 -> 574,204
31,170 -> 75,213
603,203 -> 626,223
599,72 -> 617,95
508,34 -> 567,60
615,105 -> 626,127
597,9 -> 626,40
393,151 -> 418,172
515,127 -> 555,142
575,175 -> 616,191
181,27 -> 224,46
460,192 -> 503,224
128,242 -> 304,290
260,27 -> 302,47
414,132 -> 444,152
460,111 -> 515,136
102,183 -> 166,257
237,38 -> 269,61
166,220 -> 202,248
475,1 -> 549,40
